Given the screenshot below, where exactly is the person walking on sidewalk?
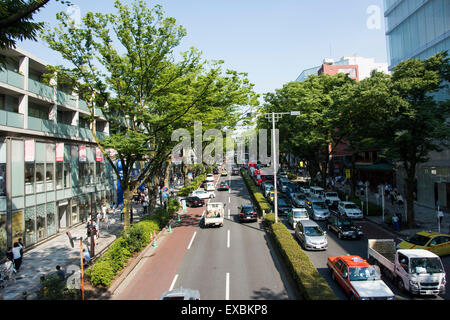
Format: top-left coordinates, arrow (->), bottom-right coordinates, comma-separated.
12,242 -> 22,272
392,214 -> 400,232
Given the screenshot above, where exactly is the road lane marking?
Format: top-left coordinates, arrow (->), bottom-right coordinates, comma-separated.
228,209 -> 230,219
187,232 -> 197,250
226,273 -> 230,300
228,197 -> 231,203
227,229 -> 230,248
169,274 -> 179,291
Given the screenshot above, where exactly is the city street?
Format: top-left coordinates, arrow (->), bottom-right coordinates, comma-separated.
112,172 -> 300,300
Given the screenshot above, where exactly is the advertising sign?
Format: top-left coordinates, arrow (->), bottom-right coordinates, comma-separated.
56,143 -> 64,162
79,145 -> 87,162
96,147 -> 103,162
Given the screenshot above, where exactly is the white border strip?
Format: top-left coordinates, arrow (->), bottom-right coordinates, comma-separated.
187,231 -> 197,250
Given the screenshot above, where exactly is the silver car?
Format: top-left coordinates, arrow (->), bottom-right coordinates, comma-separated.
306,198 -> 330,221
295,219 -> 328,250
160,288 -> 200,300
288,207 -> 309,229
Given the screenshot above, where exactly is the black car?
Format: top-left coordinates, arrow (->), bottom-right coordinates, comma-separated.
326,214 -> 363,240
238,204 -> 258,222
213,168 -> 219,174
217,181 -> 229,191
277,198 -> 292,216
184,196 -> 205,208
231,167 -> 240,175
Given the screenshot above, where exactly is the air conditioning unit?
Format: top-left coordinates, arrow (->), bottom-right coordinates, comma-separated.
323,58 -> 334,65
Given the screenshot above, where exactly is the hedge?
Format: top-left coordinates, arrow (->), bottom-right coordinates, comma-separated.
268,220 -> 338,300
86,197 -> 180,288
177,174 -> 207,197
241,171 -> 272,215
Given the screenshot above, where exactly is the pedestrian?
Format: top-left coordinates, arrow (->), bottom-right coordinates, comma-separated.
82,248 -> 91,265
96,210 -> 102,226
101,202 -> 108,220
438,209 -> 444,225
18,238 -> 24,262
392,214 -> 400,232
397,194 -> 404,206
55,265 -> 65,281
103,212 -> 110,231
0,257 -> 16,287
5,247 -> 13,261
143,194 -> 149,215
36,275 -> 47,297
12,242 -> 22,272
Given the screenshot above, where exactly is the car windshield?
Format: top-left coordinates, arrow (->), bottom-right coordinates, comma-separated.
407,234 -> 430,246
349,266 -> 380,281
278,200 -> 288,207
293,210 -> 308,218
326,193 -> 338,197
345,203 -> 358,209
312,202 -> 327,209
220,182 -> 227,186
295,194 -> 306,200
410,257 -> 443,274
242,206 -> 255,213
304,226 -> 323,236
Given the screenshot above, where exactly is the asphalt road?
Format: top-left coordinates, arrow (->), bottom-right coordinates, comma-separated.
173,173 -> 300,300
278,211 -> 450,300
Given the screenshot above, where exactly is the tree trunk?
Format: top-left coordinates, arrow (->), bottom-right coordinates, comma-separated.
350,152 -> 357,198
405,165 -> 416,228
122,189 -> 133,231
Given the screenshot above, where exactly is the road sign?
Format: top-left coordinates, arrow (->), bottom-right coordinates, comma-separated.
162,186 -> 169,192
345,169 -> 351,178
181,199 -> 187,213
162,192 -> 169,198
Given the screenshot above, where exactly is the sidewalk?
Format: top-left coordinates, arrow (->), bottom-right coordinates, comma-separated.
0,202 -> 147,300
335,183 -> 450,238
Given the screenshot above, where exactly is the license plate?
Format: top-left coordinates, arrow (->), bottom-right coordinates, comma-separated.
352,235 -> 356,238
425,290 -> 434,295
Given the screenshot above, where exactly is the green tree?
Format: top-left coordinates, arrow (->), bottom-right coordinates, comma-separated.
381,51 -> 450,227
42,0 -> 257,230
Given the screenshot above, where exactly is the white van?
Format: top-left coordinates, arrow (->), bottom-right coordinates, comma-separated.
205,182 -> 215,191
309,186 -> 324,199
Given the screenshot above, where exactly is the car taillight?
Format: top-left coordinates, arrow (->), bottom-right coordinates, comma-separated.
253,212 -> 257,216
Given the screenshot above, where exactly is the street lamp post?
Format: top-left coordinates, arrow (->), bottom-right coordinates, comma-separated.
264,111 -> 300,224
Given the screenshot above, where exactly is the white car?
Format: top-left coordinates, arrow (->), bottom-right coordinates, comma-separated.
324,192 -> 340,208
206,174 -> 214,182
191,189 -> 215,199
338,201 -> 363,219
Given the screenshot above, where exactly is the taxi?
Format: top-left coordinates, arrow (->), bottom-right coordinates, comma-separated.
327,255 -> 394,300
397,231 -> 450,257
221,169 -> 228,176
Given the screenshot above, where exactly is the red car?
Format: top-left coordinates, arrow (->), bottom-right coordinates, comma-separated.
217,182 -> 229,191
327,255 -> 394,300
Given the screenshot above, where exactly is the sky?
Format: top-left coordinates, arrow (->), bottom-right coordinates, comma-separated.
18,0 -> 388,98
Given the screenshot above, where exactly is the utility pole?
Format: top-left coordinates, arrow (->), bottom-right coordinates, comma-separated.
264,111 -> 300,223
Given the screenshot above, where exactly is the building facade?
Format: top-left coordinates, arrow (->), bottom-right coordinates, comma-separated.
0,47 -> 117,257
384,0 -> 450,209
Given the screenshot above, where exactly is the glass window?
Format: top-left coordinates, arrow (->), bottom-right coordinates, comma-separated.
11,210 -> 23,247
24,207 -> 36,246
0,213 -> 7,259
35,163 -> 45,193
89,163 -> 95,185
25,163 -> 34,194
56,163 -> 63,190
72,198 -> 79,225
0,163 -> 6,196
36,204 -> 46,242
64,163 -> 70,188
46,202 -> 56,237
46,163 -> 54,191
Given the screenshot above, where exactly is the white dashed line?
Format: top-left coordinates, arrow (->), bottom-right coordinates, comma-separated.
226,273 -> 230,300
187,231 -> 197,250
227,229 -> 230,248
169,274 -> 179,291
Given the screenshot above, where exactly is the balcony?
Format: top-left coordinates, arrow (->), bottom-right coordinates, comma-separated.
57,90 -> 76,108
0,110 -> 24,128
28,79 -> 54,100
78,100 -> 90,112
55,123 -> 77,137
27,116 -> 55,133
0,69 -> 25,89
79,127 -> 93,140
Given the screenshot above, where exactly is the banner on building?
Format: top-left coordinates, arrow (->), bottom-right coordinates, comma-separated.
79,145 -> 86,162
96,147 -> 103,162
56,143 -> 64,162
24,140 -> 35,162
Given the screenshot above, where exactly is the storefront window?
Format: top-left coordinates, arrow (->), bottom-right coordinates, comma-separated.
47,202 -> 56,237
56,163 -> 63,190
72,198 -> 79,225
36,204 -> 46,242
0,163 -> 5,196
46,163 -> 54,191
24,207 -> 36,246
89,163 -> 95,185
11,211 -> 23,248
0,213 -> 7,259
35,163 -> 45,193
25,163 -> 34,194
64,163 -> 70,188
